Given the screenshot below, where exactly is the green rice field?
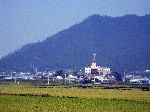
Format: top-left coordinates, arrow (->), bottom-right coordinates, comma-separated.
0,84 -> 150,112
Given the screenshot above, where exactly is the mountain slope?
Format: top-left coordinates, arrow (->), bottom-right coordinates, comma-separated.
0,14 -> 150,72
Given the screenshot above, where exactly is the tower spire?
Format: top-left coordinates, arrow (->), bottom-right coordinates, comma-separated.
92,52 -> 97,68
93,52 -> 96,60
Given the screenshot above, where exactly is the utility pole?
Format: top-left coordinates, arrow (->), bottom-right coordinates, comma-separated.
65,74 -> 66,84
15,77 -> 17,83
94,74 -> 95,83
69,75 -> 70,83
123,69 -> 126,82
47,74 -> 49,85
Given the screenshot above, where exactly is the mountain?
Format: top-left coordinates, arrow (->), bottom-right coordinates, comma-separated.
0,14 -> 150,72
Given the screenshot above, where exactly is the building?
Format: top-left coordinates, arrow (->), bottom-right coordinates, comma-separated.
85,53 -> 111,75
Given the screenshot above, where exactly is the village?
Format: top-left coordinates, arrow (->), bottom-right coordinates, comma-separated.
0,53 -> 149,87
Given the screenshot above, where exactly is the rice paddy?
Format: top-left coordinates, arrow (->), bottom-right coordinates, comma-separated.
0,84 -> 150,112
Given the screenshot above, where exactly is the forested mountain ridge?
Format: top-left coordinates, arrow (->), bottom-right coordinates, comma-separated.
0,14 -> 150,72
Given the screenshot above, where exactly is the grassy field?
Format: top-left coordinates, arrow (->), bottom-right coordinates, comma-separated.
0,83 -> 150,112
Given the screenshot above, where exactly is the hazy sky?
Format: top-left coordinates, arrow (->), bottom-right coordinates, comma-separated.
0,0 -> 150,58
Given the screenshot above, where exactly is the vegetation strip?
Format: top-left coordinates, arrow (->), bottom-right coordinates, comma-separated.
0,93 -> 80,98
1,93 -> 149,104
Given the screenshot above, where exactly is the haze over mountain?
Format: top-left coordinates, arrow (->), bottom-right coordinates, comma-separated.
0,14 -> 150,72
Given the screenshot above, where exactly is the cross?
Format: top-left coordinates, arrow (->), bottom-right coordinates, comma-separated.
93,53 -> 96,60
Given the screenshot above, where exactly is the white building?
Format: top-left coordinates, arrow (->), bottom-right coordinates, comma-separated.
85,67 -> 91,74
85,66 -> 111,75
85,53 -> 111,75
97,66 -> 111,75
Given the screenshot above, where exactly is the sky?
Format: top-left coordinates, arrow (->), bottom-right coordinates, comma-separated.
0,0 -> 150,58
